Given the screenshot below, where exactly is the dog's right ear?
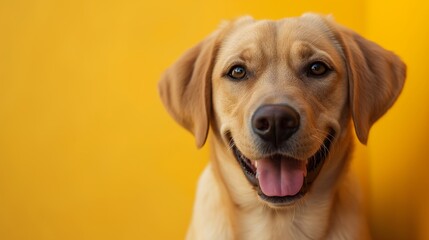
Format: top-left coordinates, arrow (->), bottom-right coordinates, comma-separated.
158,31 -> 220,148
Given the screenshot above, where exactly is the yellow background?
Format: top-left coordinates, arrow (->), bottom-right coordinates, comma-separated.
0,0 -> 428,239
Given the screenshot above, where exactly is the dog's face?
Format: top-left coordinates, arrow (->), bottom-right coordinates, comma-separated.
159,14 -> 405,207
211,17 -> 347,205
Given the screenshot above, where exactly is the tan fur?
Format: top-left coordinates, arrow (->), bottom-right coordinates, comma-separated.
159,13 -> 406,240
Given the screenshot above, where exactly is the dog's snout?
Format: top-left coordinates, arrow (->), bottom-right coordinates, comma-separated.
251,105 -> 300,146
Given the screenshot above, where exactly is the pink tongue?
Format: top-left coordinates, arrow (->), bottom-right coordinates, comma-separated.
257,157 -> 306,197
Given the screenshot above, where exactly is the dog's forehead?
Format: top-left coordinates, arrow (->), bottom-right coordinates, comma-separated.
218,17 -> 337,62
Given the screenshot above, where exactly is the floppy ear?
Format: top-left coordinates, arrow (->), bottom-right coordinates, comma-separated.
332,24 -> 406,144
158,32 -> 220,148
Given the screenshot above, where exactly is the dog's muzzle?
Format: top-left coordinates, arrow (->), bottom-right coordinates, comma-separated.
230,104 -> 335,206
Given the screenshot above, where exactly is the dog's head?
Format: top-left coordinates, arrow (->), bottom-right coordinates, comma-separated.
159,14 -> 406,207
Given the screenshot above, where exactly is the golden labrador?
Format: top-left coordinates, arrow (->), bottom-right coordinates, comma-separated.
159,13 -> 406,240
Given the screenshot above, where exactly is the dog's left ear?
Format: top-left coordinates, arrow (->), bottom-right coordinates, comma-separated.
330,21 -> 406,144
158,32 -> 220,148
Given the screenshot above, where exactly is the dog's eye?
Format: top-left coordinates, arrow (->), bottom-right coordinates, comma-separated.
228,65 -> 247,80
307,62 -> 330,77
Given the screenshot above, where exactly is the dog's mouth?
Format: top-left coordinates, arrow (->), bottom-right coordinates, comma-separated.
230,130 -> 335,206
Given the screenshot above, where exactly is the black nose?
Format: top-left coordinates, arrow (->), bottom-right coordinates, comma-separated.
251,104 -> 300,146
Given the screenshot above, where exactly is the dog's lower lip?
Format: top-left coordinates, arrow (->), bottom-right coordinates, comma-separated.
230,130 -> 335,206
232,145 -> 259,186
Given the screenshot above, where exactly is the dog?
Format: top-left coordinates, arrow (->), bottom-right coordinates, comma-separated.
159,13 -> 406,240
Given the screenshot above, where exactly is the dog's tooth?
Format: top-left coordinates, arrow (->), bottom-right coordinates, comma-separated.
255,161 -> 258,168
256,172 -> 259,179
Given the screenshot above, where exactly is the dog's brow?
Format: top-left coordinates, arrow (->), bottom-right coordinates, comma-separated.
239,48 -> 253,62
295,42 -> 315,60
221,47 -> 256,70
289,41 -> 337,70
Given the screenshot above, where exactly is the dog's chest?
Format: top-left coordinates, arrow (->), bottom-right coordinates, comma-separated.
237,208 -> 297,240
236,206 -> 330,240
